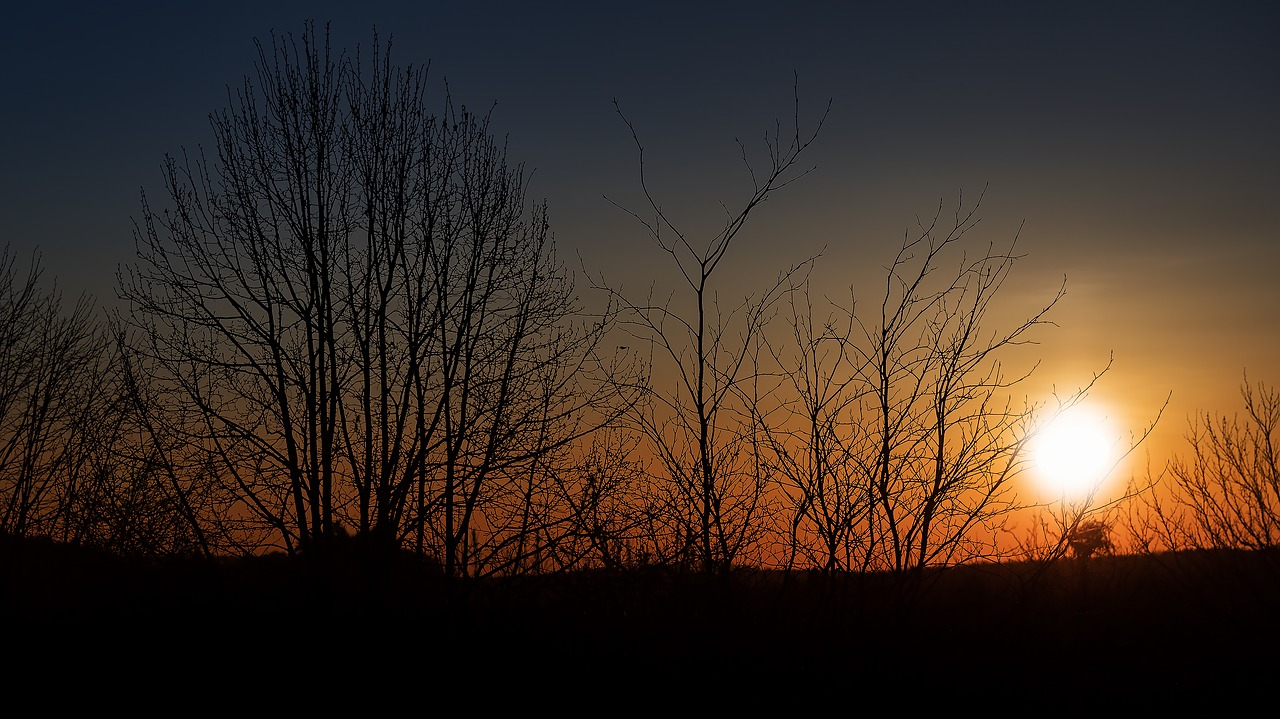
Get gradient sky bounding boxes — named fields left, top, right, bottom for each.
left=2, top=1, right=1276, bottom=478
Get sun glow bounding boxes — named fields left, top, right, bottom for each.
left=1030, top=405, right=1118, bottom=498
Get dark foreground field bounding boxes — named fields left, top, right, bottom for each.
left=3, top=535, right=1276, bottom=706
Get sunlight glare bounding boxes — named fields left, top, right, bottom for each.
left=1031, top=405, right=1117, bottom=498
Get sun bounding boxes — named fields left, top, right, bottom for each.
left=1030, top=405, right=1118, bottom=498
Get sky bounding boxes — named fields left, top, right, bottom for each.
left=1, top=0, right=1276, bottom=483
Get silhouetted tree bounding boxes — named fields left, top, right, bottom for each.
left=765, top=192, right=1090, bottom=574
left=845, top=193, right=1061, bottom=572
left=0, top=247, right=108, bottom=542
left=65, top=335, right=222, bottom=558
left=1123, top=373, right=1279, bottom=552
left=749, top=276, right=868, bottom=573
left=593, top=79, right=829, bottom=574
left=546, top=424, right=651, bottom=570
left=1066, top=518, right=1112, bottom=559
left=120, top=22, right=638, bottom=579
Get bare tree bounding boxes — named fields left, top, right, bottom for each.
left=0, top=246, right=224, bottom=559
left=1122, top=373, right=1279, bottom=552
left=532, top=423, right=651, bottom=571
left=845, top=193, right=1064, bottom=572
left=120, top=22, right=638, bottom=581
left=763, top=191, right=1106, bottom=575
left=64, top=333, right=226, bottom=558
left=593, top=79, right=829, bottom=574
left=0, top=248, right=108, bottom=542
left=749, top=277, right=868, bottom=573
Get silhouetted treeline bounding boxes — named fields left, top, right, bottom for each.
left=1, top=22, right=1277, bottom=599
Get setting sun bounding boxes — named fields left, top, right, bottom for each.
left=1031, top=405, right=1118, bottom=497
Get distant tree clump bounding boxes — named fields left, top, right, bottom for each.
left=1066, top=519, right=1113, bottom=559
